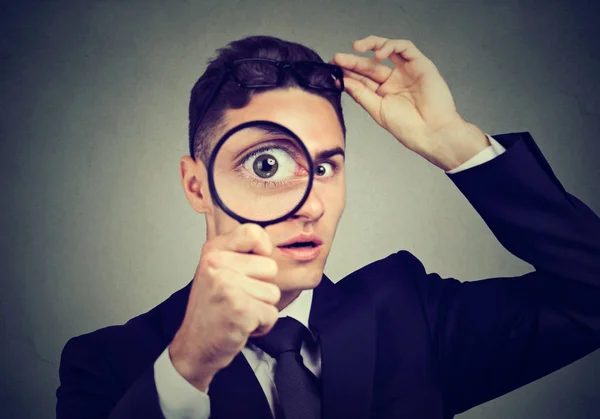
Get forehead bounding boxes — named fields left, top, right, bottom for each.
left=221, top=87, right=345, bottom=152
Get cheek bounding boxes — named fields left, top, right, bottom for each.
left=324, top=180, right=346, bottom=218
left=213, top=207, right=242, bottom=235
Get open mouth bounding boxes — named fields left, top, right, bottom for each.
left=277, top=237, right=322, bottom=261
left=279, top=241, right=318, bottom=249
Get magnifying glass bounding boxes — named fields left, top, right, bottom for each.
left=207, top=120, right=314, bottom=227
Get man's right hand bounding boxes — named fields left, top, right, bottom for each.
left=168, top=224, right=281, bottom=391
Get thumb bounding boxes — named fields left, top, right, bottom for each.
left=344, top=78, right=383, bottom=125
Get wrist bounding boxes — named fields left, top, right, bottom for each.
left=422, top=120, right=490, bottom=171
left=169, top=336, right=215, bottom=392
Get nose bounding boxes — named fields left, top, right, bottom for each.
left=289, top=184, right=325, bottom=222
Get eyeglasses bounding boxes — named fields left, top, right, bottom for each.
left=189, top=58, right=345, bottom=158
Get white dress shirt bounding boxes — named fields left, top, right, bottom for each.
left=154, top=135, right=507, bottom=419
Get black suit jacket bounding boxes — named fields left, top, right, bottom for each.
left=56, top=132, right=600, bottom=419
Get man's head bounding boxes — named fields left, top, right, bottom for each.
left=180, top=36, right=347, bottom=294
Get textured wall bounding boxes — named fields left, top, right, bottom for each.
left=1, top=0, right=599, bottom=418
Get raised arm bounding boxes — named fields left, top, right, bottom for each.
left=410, top=131, right=600, bottom=414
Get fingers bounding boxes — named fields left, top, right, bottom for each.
left=200, top=223, right=278, bottom=282
left=353, top=35, right=389, bottom=52
left=176, top=225, right=282, bottom=381
left=213, top=251, right=278, bottom=281
left=354, top=36, right=425, bottom=62
left=207, top=267, right=279, bottom=336
left=249, top=302, right=279, bottom=337
left=213, top=267, right=281, bottom=305
left=338, top=67, right=380, bottom=92
left=220, top=275, right=279, bottom=337
left=239, top=276, right=281, bottom=306
left=342, top=78, right=383, bottom=125
left=331, top=53, right=392, bottom=84
left=221, top=224, right=274, bottom=256
left=331, top=37, right=428, bottom=85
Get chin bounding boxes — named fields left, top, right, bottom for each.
left=273, top=245, right=329, bottom=288
left=277, top=268, right=324, bottom=292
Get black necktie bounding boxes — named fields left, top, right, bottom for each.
left=250, top=317, right=321, bottom=419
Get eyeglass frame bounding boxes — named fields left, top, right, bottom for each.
left=189, top=58, right=345, bottom=158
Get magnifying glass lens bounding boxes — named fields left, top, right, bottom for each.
left=212, top=124, right=311, bottom=223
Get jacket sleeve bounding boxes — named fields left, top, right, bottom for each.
left=56, top=335, right=166, bottom=419
left=410, top=132, right=600, bottom=415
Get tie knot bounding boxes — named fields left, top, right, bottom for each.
left=250, top=317, right=310, bottom=358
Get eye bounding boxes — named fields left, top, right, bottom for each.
left=241, top=146, right=299, bottom=181
left=315, top=162, right=335, bottom=178
left=250, top=153, right=278, bottom=178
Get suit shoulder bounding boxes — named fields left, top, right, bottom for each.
left=66, top=302, right=161, bottom=352
left=337, top=249, right=428, bottom=292
left=336, top=249, right=463, bottom=308
left=60, top=284, right=189, bottom=384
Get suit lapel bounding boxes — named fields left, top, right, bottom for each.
left=159, top=280, right=272, bottom=419
left=158, top=274, right=378, bottom=418
left=310, top=275, right=376, bottom=419
left=159, top=280, right=192, bottom=344
left=208, top=353, right=273, bottom=419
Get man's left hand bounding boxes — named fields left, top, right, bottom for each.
left=331, top=35, right=491, bottom=171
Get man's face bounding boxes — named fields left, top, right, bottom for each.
left=190, top=87, right=346, bottom=292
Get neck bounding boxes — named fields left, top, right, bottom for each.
left=277, top=289, right=302, bottom=311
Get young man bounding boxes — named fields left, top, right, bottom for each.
left=56, top=35, right=600, bottom=419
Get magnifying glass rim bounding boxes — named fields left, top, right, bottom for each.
left=207, top=120, right=315, bottom=227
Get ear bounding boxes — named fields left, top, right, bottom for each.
left=180, top=155, right=212, bottom=215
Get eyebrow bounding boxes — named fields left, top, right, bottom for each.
left=315, top=147, right=345, bottom=161
left=250, top=123, right=346, bottom=161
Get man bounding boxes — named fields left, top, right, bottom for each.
left=56, top=34, right=600, bottom=419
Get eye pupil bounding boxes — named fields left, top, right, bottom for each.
left=253, top=154, right=279, bottom=178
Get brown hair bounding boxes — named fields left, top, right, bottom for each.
left=188, top=35, right=347, bottom=163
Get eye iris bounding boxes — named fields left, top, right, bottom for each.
left=316, top=165, right=326, bottom=176
left=253, top=154, right=278, bottom=178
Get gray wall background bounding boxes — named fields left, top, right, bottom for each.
left=1, top=0, right=599, bottom=418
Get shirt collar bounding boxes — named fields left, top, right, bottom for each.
left=278, top=289, right=313, bottom=330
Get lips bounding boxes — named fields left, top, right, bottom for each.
left=277, top=234, right=323, bottom=262
left=277, top=234, right=323, bottom=249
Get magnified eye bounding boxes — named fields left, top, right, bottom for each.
left=242, top=147, right=298, bottom=180
left=252, top=153, right=279, bottom=178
